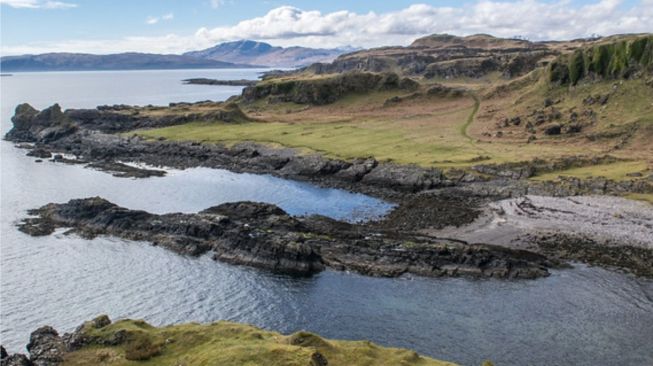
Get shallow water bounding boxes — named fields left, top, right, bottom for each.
left=1, top=70, right=652, bottom=366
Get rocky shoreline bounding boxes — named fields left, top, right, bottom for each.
left=5, top=102, right=653, bottom=278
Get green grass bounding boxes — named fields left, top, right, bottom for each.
left=63, top=319, right=457, bottom=366
left=531, top=160, right=649, bottom=181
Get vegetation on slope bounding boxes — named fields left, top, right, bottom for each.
left=549, top=35, right=653, bottom=85
left=131, top=34, right=652, bottom=184
left=62, top=319, right=457, bottom=366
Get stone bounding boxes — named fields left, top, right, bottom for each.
left=544, top=124, right=561, bottom=135
left=26, top=326, right=65, bottom=366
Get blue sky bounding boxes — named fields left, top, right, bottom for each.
left=1, top=0, right=651, bottom=55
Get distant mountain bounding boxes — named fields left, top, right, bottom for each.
left=184, top=40, right=352, bottom=68
left=0, top=52, right=256, bottom=72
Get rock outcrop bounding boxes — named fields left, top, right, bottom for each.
left=241, top=72, right=419, bottom=105
left=18, top=197, right=554, bottom=279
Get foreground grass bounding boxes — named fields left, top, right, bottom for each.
left=63, top=319, right=457, bottom=366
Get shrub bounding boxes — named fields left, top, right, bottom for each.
left=124, top=337, right=162, bottom=361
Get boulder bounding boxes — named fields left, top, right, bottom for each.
left=26, top=326, right=65, bottom=366
left=544, top=124, right=562, bottom=135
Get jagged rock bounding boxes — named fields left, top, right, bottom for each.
left=26, top=326, right=65, bottom=366
left=1, top=354, right=31, bottom=366
left=1, top=346, right=7, bottom=359
left=5, top=104, right=76, bottom=143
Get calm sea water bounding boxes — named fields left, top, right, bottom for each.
left=1, top=70, right=652, bottom=366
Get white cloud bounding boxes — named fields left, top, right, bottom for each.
left=145, top=12, right=174, bottom=25
left=0, top=0, right=77, bottom=9
left=2, top=0, right=652, bottom=55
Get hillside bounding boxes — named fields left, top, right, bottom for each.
left=184, top=40, right=351, bottom=67
left=131, top=33, right=653, bottom=203
left=2, top=316, right=458, bottom=366
left=0, top=52, right=254, bottom=72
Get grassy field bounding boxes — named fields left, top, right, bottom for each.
left=130, top=73, right=652, bottom=181
left=62, top=319, right=457, bottom=366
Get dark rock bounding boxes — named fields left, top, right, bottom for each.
left=361, top=164, right=447, bottom=192
left=18, top=197, right=554, bottom=279
left=92, top=315, right=111, bottom=328
left=626, top=172, right=643, bottom=177
left=1, top=346, right=7, bottom=359
left=509, top=116, right=521, bottom=126
left=544, top=98, right=554, bottom=107
left=26, top=149, right=52, bottom=158
left=86, top=161, right=166, bottom=178
left=563, top=123, right=583, bottom=134
left=26, top=326, right=65, bottom=366
left=1, top=354, right=31, bottom=366
left=5, top=103, right=76, bottom=143
left=310, top=352, right=329, bottom=366
left=544, top=124, right=561, bottom=135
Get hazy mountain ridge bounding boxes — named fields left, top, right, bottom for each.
left=0, top=52, right=255, bottom=72
left=183, top=40, right=353, bottom=67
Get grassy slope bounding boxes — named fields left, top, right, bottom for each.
left=63, top=319, right=457, bottom=366
left=131, top=64, right=652, bottom=181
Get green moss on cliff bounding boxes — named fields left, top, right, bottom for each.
left=550, top=35, right=653, bottom=85
left=63, top=319, right=457, bottom=366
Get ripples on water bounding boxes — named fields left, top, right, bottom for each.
left=1, top=70, right=652, bottom=366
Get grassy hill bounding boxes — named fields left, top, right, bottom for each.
left=131, top=34, right=653, bottom=194
left=61, top=319, right=457, bottom=366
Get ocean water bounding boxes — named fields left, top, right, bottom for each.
left=1, top=70, right=652, bottom=366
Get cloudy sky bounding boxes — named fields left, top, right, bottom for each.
left=1, top=0, right=652, bottom=55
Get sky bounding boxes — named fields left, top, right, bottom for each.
left=1, top=0, right=652, bottom=55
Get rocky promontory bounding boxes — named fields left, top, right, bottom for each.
left=18, top=197, right=554, bottom=279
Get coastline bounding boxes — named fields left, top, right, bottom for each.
left=4, top=102, right=653, bottom=279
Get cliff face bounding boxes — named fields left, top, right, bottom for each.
left=549, top=35, right=653, bottom=85
left=302, top=34, right=557, bottom=79
left=241, top=72, right=419, bottom=105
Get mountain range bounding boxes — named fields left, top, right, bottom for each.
left=0, top=40, right=351, bottom=72
left=183, top=40, right=353, bottom=68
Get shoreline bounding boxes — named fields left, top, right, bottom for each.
left=5, top=102, right=653, bottom=279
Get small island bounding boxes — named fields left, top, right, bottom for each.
left=182, top=78, right=258, bottom=86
